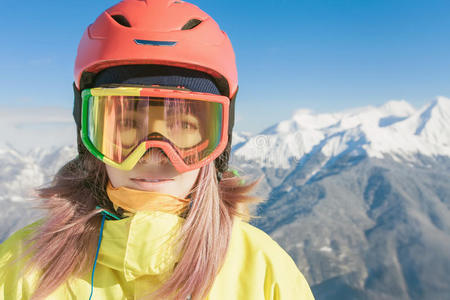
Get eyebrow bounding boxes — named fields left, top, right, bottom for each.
left=167, top=113, right=200, bottom=126
left=129, top=109, right=200, bottom=125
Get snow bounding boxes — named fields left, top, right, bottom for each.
left=232, top=131, right=253, bottom=146
left=320, top=246, right=333, bottom=253
left=0, top=107, right=78, bottom=202
left=0, top=145, right=77, bottom=202
left=233, top=97, right=450, bottom=169
left=379, top=99, right=416, bottom=116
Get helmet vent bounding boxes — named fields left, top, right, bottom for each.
left=111, top=15, right=132, bottom=27
left=181, top=19, right=202, bottom=30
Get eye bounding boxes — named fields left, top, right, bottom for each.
left=117, top=118, right=138, bottom=128
left=181, top=121, right=198, bottom=130
left=167, top=119, right=199, bottom=131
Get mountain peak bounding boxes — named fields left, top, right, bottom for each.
left=292, top=109, right=340, bottom=130
left=233, top=97, right=450, bottom=169
left=379, top=99, right=416, bottom=116
left=434, top=96, right=450, bottom=110
left=413, top=96, right=450, bottom=145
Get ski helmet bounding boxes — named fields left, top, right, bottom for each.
left=73, top=0, right=238, bottom=178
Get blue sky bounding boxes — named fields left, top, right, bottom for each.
left=2, top=0, right=450, bottom=133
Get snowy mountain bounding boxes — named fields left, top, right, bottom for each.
left=0, top=145, right=77, bottom=241
left=0, top=107, right=78, bottom=239
left=231, top=131, right=253, bottom=147
left=0, top=145, right=77, bottom=202
left=229, top=97, right=450, bottom=300
left=233, top=97, right=450, bottom=169
left=0, top=107, right=77, bottom=202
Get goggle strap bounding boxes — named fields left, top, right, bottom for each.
left=73, top=82, right=82, bottom=132
left=227, top=86, right=238, bottom=136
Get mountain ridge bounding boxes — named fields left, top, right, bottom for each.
left=233, top=97, right=450, bottom=171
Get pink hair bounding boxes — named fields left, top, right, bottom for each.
left=18, top=149, right=262, bottom=299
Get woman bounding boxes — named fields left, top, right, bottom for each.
left=0, top=0, right=315, bottom=299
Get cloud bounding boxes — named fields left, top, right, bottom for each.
left=0, top=106, right=76, bottom=152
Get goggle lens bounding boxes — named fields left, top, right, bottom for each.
left=81, top=88, right=229, bottom=171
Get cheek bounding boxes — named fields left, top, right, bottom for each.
left=105, top=165, right=128, bottom=187
left=185, top=168, right=201, bottom=185
left=174, top=168, right=201, bottom=197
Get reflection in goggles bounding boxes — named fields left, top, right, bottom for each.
left=88, top=96, right=222, bottom=165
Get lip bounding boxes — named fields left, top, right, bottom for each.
left=130, top=177, right=174, bottom=187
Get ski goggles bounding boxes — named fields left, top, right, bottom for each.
left=80, top=86, right=229, bottom=172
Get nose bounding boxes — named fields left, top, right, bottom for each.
left=138, top=147, right=170, bottom=166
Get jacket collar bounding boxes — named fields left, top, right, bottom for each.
left=98, top=210, right=185, bottom=281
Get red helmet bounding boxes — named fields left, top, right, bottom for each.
left=73, top=0, right=238, bottom=177
left=74, top=0, right=237, bottom=98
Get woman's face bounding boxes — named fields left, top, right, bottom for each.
left=106, top=148, right=200, bottom=198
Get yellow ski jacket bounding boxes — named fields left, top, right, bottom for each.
left=0, top=211, right=315, bottom=299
